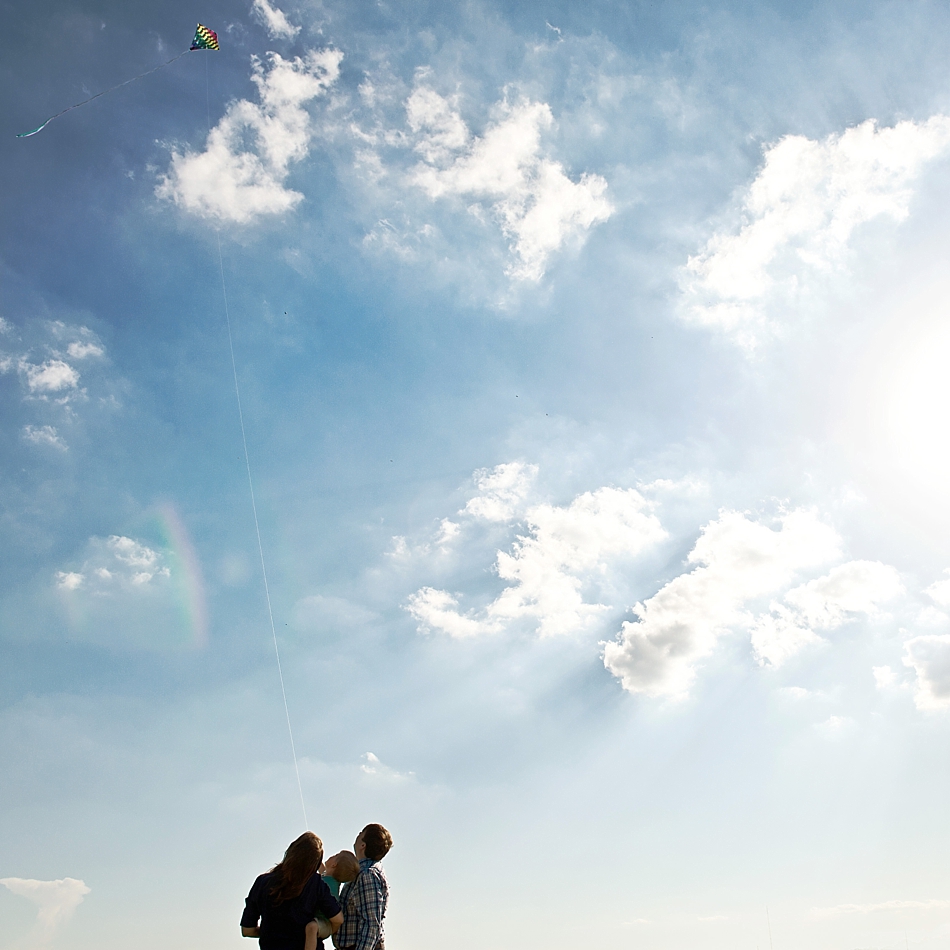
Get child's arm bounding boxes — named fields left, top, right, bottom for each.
left=304, top=921, right=319, bottom=950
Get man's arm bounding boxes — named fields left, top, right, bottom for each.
left=241, top=926, right=260, bottom=937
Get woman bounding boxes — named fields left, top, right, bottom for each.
left=241, top=832, right=344, bottom=950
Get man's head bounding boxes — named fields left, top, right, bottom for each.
left=324, top=850, right=360, bottom=883
left=354, top=823, right=393, bottom=862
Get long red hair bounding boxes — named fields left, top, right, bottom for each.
left=269, top=832, right=323, bottom=904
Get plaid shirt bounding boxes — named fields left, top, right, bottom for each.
left=335, top=859, right=388, bottom=950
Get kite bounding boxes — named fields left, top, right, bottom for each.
left=190, top=24, right=220, bottom=51
left=16, top=24, right=219, bottom=138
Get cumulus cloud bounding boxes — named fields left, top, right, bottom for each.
left=65, top=341, right=104, bottom=360
left=23, top=359, right=79, bottom=393
left=157, top=49, right=342, bottom=224
left=603, top=509, right=841, bottom=699
left=683, top=116, right=950, bottom=345
left=0, top=877, right=90, bottom=946
left=903, top=634, right=950, bottom=710
left=22, top=424, right=67, bottom=451
left=56, top=535, right=170, bottom=591
left=409, top=486, right=666, bottom=638
left=462, top=462, right=538, bottom=522
left=751, top=560, right=903, bottom=667
left=407, top=89, right=613, bottom=280
left=251, top=0, right=300, bottom=40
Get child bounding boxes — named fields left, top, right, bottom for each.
left=314, top=850, right=360, bottom=939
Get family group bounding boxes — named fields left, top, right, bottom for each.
left=241, top=823, right=392, bottom=950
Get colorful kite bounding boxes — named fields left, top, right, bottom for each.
left=16, top=24, right=219, bottom=138
left=191, top=24, right=219, bottom=51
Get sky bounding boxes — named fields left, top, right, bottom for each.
left=5, top=0, right=950, bottom=947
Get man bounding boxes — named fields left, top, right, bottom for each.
left=334, top=823, right=392, bottom=950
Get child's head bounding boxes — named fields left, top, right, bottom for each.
left=323, top=850, right=360, bottom=883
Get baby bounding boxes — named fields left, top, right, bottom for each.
left=315, top=851, right=361, bottom=942
left=322, top=850, right=361, bottom=898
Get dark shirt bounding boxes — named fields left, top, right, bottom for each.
left=241, top=871, right=341, bottom=950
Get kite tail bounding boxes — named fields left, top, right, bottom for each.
left=16, top=118, right=54, bottom=139
left=16, top=48, right=191, bottom=138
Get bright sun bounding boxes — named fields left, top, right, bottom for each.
left=883, top=322, right=950, bottom=496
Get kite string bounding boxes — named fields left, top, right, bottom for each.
left=205, top=53, right=307, bottom=830
left=17, top=49, right=191, bottom=138
left=214, top=228, right=309, bottom=830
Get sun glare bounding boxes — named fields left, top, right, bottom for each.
left=883, top=322, right=950, bottom=497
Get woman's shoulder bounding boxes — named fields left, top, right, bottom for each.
left=248, top=872, right=275, bottom=897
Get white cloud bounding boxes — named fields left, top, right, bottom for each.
left=784, top=560, right=902, bottom=624
left=873, top=665, right=896, bottom=688
left=0, top=877, right=90, bottom=946
left=23, top=359, right=79, bottom=393
left=66, top=341, right=104, bottom=360
left=925, top=569, right=950, bottom=606
left=435, top=518, right=461, bottom=548
left=157, top=49, right=342, bottom=224
left=22, top=424, right=67, bottom=451
left=52, top=533, right=205, bottom=649
left=683, top=116, right=950, bottom=345
left=408, top=90, right=612, bottom=280
left=409, top=486, right=666, bottom=638
left=462, top=462, right=538, bottom=522
left=489, top=488, right=667, bottom=635
left=55, top=571, right=83, bottom=591
left=55, top=536, right=170, bottom=595
left=360, top=751, right=415, bottom=782
left=603, top=509, right=841, bottom=699
left=108, top=535, right=162, bottom=570
left=903, top=634, right=950, bottom=710
left=407, top=587, right=494, bottom=638
left=251, top=0, right=300, bottom=40
left=751, top=560, right=903, bottom=667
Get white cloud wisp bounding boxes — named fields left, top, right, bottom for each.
left=407, top=89, right=613, bottom=280
left=22, top=424, right=67, bottom=451
left=0, top=877, right=90, bottom=947
left=751, top=559, right=903, bottom=667
left=251, top=0, right=301, bottom=40
left=684, top=116, right=950, bottom=344
left=158, top=49, right=342, bottom=224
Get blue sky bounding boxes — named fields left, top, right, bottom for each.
left=5, top=0, right=950, bottom=947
